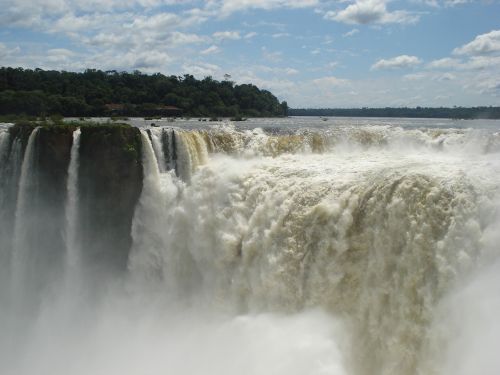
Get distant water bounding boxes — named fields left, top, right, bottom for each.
left=53, top=115, right=500, bottom=130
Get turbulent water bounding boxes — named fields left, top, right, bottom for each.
left=0, top=118, right=500, bottom=375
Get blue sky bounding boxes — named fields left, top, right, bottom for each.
left=0, top=0, right=499, bottom=107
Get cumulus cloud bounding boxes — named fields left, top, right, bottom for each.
left=209, top=0, right=319, bottom=17
left=324, top=0, right=419, bottom=25
left=167, top=31, right=206, bottom=45
left=371, top=55, right=422, bottom=70
left=343, top=28, right=359, bottom=37
left=213, top=30, right=241, bottom=40
left=261, top=47, right=283, bottom=62
left=46, top=48, right=77, bottom=63
left=312, top=76, right=350, bottom=86
left=128, top=50, right=173, bottom=70
left=403, top=72, right=428, bottom=81
left=182, top=62, right=220, bottom=77
left=444, top=0, right=469, bottom=6
left=244, top=32, right=258, bottom=39
left=427, top=57, right=462, bottom=69
left=0, top=43, right=21, bottom=60
left=200, top=45, right=221, bottom=55
left=272, top=33, right=291, bottom=38
left=254, top=65, right=299, bottom=75
left=463, top=55, right=500, bottom=70
left=413, top=0, right=470, bottom=7
left=453, top=30, right=500, bottom=56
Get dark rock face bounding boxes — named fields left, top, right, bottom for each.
left=78, top=125, right=143, bottom=275
left=0, top=124, right=40, bottom=268
left=32, top=126, right=75, bottom=282
left=1, top=123, right=144, bottom=280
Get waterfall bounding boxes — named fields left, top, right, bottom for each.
left=129, top=130, right=181, bottom=288
left=162, top=128, right=177, bottom=172
left=1, top=120, right=500, bottom=375
left=175, top=130, right=209, bottom=182
left=0, top=129, right=11, bottom=208
left=126, top=125, right=500, bottom=375
left=65, top=128, right=81, bottom=269
left=0, top=135, right=23, bottom=270
left=11, top=127, right=40, bottom=294
left=148, top=128, right=168, bottom=172
left=0, top=129, right=9, bottom=162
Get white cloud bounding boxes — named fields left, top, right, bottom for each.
left=312, top=76, right=350, bottom=86
left=325, top=0, right=419, bottom=25
left=343, top=28, right=360, bottom=37
left=167, top=31, right=206, bottom=45
left=210, top=0, right=319, bottom=17
left=256, top=65, right=299, bottom=75
left=327, top=61, right=340, bottom=69
left=476, top=77, right=500, bottom=96
left=438, top=72, right=456, bottom=81
left=213, top=30, right=241, bottom=40
left=261, top=47, right=283, bottom=62
left=284, top=67, right=299, bottom=75
left=427, top=55, right=500, bottom=71
left=200, top=45, right=221, bottom=55
left=182, top=62, right=220, bottom=77
left=413, top=0, right=470, bottom=7
left=427, top=57, right=462, bottom=69
left=272, top=33, right=291, bottom=38
left=128, top=12, right=180, bottom=31
left=0, top=43, right=21, bottom=59
left=463, top=55, right=500, bottom=70
left=444, top=0, right=469, bottom=6
left=403, top=72, right=427, bottom=80
left=371, top=55, right=422, bottom=70
left=453, top=30, right=500, bottom=56
left=129, top=50, right=173, bottom=70
left=244, top=32, right=258, bottom=39
left=47, top=48, right=75, bottom=56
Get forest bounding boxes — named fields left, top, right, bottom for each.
left=0, top=67, right=288, bottom=118
left=289, top=107, right=500, bottom=119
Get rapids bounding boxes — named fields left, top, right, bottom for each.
left=0, top=118, right=499, bottom=375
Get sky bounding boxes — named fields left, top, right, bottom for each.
left=0, top=0, right=499, bottom=108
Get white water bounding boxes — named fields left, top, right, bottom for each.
left=148, top=128, right=168, bottom=173
left=65, top=129, right=81, bottom=266
left=10, top=127, right=40, bottom=299
left=2, top=120, right=500, bottom=375
left=62, top=128, right=82, bottom=294
left=128, top=123, right=500, bottom=375
left=0, top=129, right=9, bottom=161
left=0, top=129, right=11, bottom=208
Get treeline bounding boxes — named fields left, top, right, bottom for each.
left=289, top=107, right=500, bottom=119
left=0, top=67, right=288, bottom=117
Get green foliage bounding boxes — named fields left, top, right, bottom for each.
left=0, top=67, right=287, bottom=118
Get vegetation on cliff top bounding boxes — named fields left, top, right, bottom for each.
left=0, top=67, right=288, bottom=118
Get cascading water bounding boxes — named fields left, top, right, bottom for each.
left=0, top=131, right=23, bottom=288
left=1, top=119, right=500, bottom=375
left=10, top=127, right=40, bottom=304
left=148, top=128, right=168, bottom=173
left=0, top=128, right=9, bottom=161
left=64, top=128, right=81, bottom=275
